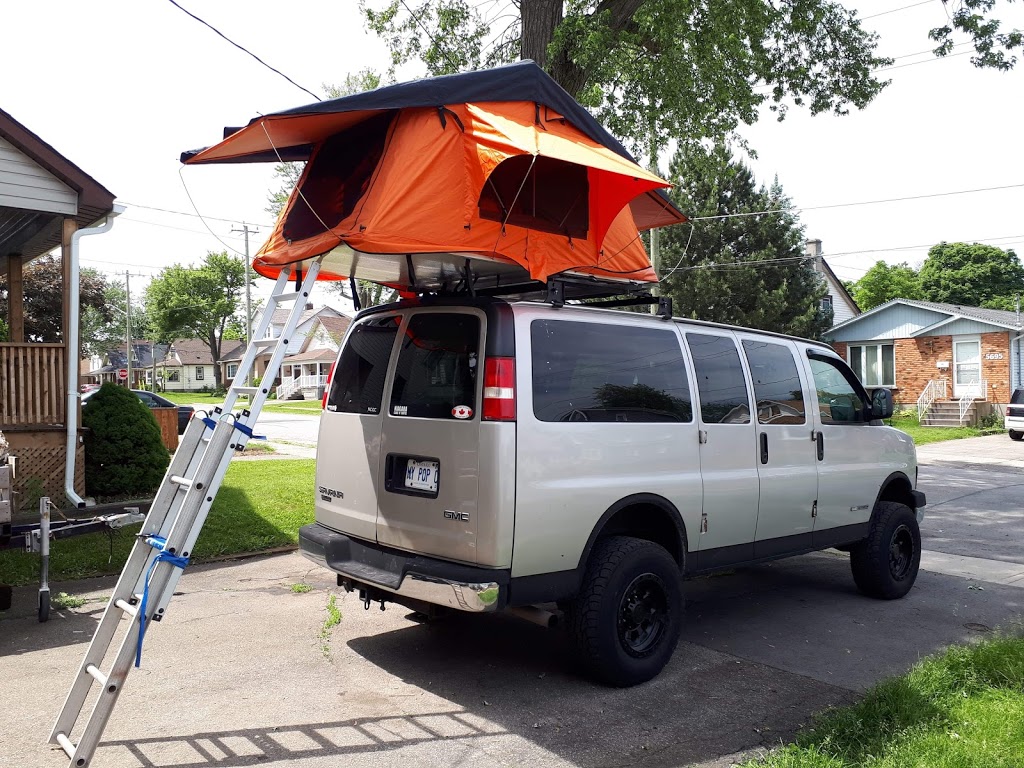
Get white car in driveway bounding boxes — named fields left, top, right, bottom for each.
left=1006, top=389, right=1024, bottom=441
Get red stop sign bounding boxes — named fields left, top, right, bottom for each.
left=117, top=368, right=128, bottom=381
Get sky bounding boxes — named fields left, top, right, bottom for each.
left=3, top=0, right=1023, bottom=311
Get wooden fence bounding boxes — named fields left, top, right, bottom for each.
left=0, top=343, right=66, bottom=426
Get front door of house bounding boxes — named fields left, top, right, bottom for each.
left=953, top=337, right=982, bottom=398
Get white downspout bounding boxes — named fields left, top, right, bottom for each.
left=66, top=205, right=125, bottom=508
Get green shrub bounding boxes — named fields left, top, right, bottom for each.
left=83, top=383, right=170, bottom=497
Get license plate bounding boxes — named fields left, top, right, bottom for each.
left=405, top=459, right=439, bottom=492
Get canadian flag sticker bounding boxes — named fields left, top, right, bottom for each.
left=452, top=405, right=473, bottom=419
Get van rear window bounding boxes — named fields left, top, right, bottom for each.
left=531, top=320, right=692, bottom=423
left=326, top=316, right=400, bottom=415
left=389, top=313, right=480, bottom=419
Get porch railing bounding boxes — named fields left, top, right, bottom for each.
left=959, top=379, right=987, bottom=423
left=0, top=343, right=67, bottom=426
left=276, top=374, right=328, bottom=401
left=916, top=378, right=947, bottom=422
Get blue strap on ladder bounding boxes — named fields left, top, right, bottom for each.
left=200, top=415, right=264, bottom=440
left=135, top=535, right=189, bottom=668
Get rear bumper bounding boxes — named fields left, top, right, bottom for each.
left=299, top=523, right=508, bottom=612
left=1005, top=415, right=1024, bottom=431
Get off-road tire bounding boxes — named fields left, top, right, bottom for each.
left=849, top=502, right=921, bottom=599
left=566, top=536, right=683, bottom=687
left=1009, top=430, right=1023, bottom=441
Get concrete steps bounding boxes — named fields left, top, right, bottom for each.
left=921, top=399, right=977, bottom=427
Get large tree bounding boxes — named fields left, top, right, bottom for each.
left=80, top=280, right=154, bottom=358
left=919, top=242, right=1024, bottom=308
left=361, top=0, right=1023, bottom=151
left=850, top=260, right=923, bottom=311
left=658, top=144, right=830, bottom=339
left=0, top=254, right=109, bottom=342
left=144, top=251, right=246, bottom=390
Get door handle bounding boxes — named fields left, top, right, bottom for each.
left=759, top=432, right=768, bottom=464
left=816, top=431, right=824, bottom=461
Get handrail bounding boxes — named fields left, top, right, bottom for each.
left=916, top=379, right=947, bottom=422
left=958, top=379, right=987, bottom=423
left=275, top=373, right=328, bottom=400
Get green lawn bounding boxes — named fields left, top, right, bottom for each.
left=0, top=459, right=315, bottom=587
left=156, top=391, right=223, bottom=406
left=742, top=636, right=1024, bottom=768
left=155, top=391, right=323, bottom=414
left=887, top=415, right=1001, bottom=446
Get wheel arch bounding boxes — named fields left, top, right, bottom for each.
left=577, top=494, right=689, bottom=574
left=874, top=471, right=917, bottom=513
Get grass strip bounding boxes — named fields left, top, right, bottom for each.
left=886, top=415, right=1000, bottom=446
left=319, top=593, right=342, bottom=658
left=743, top=636, right=1024, bottom=768
left=0, top=459, right=315, bottom=587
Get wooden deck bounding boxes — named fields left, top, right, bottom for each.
left=0, top=343, right=66, bottom=427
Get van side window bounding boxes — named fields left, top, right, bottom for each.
left=389, top=313, right=480, bottom=419
left=808, top=355, right=866, bottom=424
left=686, top=333, right=751, bottom=424
left=741, top=340, right=806, bottom=425
left=531, top=320, right=692, bottom=423
left=327, top=316, right=400, bottom=415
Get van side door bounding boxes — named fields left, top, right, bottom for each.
left=738, top=336, right=818, bottom=557
left=684, top=331, right=759, bottom=569
left=804, top=352, right=880, bottom=544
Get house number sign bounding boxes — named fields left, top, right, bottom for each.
left=984, top=352, right=1004, bottom=360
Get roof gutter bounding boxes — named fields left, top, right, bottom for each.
left=66, top=205, right=125, bottom=508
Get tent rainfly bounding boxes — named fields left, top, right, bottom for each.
left=181, top=61, right=687, bottom=292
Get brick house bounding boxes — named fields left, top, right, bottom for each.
left=827, top=299, right=1024, bottom=425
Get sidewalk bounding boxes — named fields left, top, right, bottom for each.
left=916, top=433, right=1024, bottom=470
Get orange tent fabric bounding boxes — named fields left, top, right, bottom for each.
left=182, top=63, right=686, bottom=289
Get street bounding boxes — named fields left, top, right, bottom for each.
left=1, top=434, right=1021, bottom=768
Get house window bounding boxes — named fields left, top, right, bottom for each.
left=167, top=370, right=180, bottom=383
left=821, top=295, right=833, bottom=312
left=196, top=366, right=205, bottom=381
left=848, top=343, right=895, bottom=387
left=227, top=363, right=239, bottom=378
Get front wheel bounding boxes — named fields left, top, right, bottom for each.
left=1009, top=430, right=1023, bottom=441
left=566, top=536, right=683, bottom=687
left=849, top=502, right=921, bottom=599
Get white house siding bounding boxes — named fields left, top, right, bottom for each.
left=159, top=364, right=217, bottom=391
left=830, top=305, right=949, bottom=342
left=0, top=136, right=77, bottom=215
left=829, top=292, right=858, bottom=326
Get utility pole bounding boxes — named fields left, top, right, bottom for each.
left=648, top=122, right=661, bottom=313
left=125, top=270, right=132, bottom=388
left=231, top=223, right=257, bottom=389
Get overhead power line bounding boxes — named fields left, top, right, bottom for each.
left=860, top=1, right=935, bottom=21
left=689, top=182, right=1024, bottom=222
left=120, top=200, right=274, bottom=229
left=163, top=0, right=321, bottom=101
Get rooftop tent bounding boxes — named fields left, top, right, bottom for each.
left=182, top=61, right=687, bottom=290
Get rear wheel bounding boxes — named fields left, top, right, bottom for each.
left=567, top=536, right=683, bottom=687
left=850, top=502, right=921, bottom=599
left=1009, top=430, right=1023, bottom=441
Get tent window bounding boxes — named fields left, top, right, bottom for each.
left=478, top=155, right=589, bottom=238
left=283, top=111, right=395, bottom=242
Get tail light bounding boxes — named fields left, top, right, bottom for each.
left=482, top=357, right=516, bottom=421
left=322, top=361, right=337, bottom=409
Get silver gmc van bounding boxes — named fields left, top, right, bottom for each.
left=300, top=296, right=925, bottom=686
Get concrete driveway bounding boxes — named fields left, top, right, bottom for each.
left=2, top=432, right=1022, bottom=768
left=916, top=432, right=1024, bottom=470
left=2, top=547, right=1022, bottom=768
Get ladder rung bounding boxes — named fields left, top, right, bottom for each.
left=114, top=599, right=138, bottom=617
left=55, top=732, right=76, bottom=760
left=270, top=290, right=302, bottom=303
left=170, top=475, right=193, bottom=488
left=231, top=386, right=260, bottom=395
left=85, top=664, right=108, bottom=687
left=251, top=337, right=278, bottom=347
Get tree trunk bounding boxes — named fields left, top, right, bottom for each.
left=209, top=332, right=223, bottom=390
left=521, top=0, right=646, bottom=99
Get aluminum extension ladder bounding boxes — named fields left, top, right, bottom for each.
left=49, top=260, right=322, bottom=768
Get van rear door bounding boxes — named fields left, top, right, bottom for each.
left=375, top=308, right=485, bottom=564
left=317, top=313, right=403, bottom=541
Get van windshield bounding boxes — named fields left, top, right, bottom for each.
left=389, top=313, right=480, bottom=419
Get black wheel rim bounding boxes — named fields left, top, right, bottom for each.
left=617, top=573, right=670, bottom=657
left=889, top=524, right=915, bottom=581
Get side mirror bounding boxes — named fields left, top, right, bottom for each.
left=871, top=388, right=894, bottom=420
